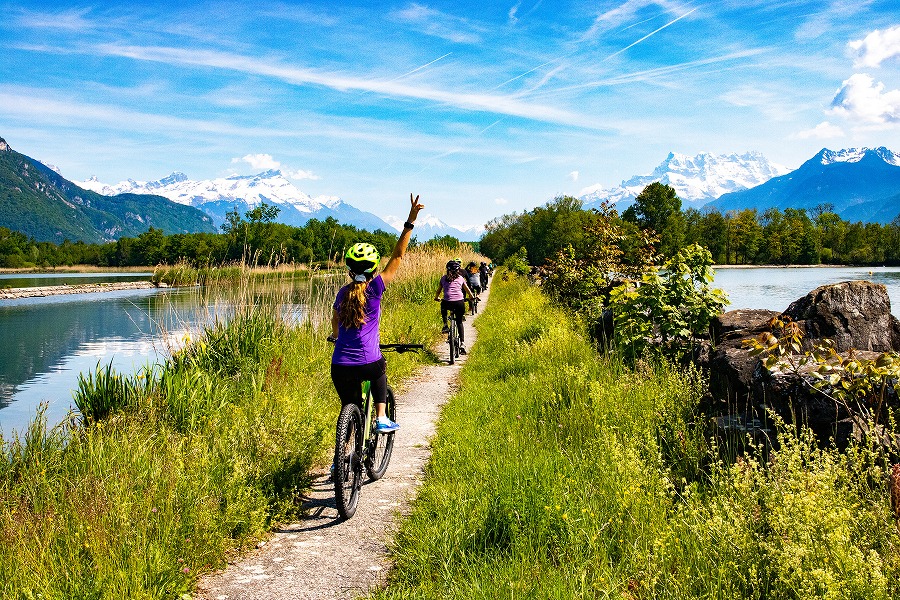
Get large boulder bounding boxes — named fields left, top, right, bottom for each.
left=782, top=280, right=900, bottom=352
left=705, top=281, right=900, bottom=447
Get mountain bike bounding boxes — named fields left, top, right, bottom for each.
left=332, top=343, right=423, bottom=519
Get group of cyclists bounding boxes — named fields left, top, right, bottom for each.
left=328, top=193, right=492, bottom=436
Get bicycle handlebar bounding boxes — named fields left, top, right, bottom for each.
left=379, top=343, right=424, bottom=354
left=326, top=337, right=423, bottom=354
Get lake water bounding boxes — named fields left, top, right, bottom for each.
left=2, top=266, right=899, bottom=438
left=0, top=273, right=313, bottom=438
left=712, top=266, right=900, bottom=316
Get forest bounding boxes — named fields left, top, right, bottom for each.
left=481, top=183, right=900, bottom=266
left=0, top=205, right=412, bottom=269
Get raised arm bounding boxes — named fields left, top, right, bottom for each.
left=381, top=194, right=424, bottom=285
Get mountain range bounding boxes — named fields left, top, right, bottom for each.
left=0, top=138, right=216, bottom=244
left=705, top=147, right=900, bottom=224
left=77, top=170, right=395, bottom=233
left=579, top=151, right=790, bottom=211
left=78, top=170, right=483, bottom=241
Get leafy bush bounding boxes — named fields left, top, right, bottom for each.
left=610, top=243, right=728, bottom=362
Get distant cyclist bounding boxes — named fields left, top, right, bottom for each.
left=479, top=261, right=490, bottom=291
left=466, top=261, right=482, bottom=299
left=330, top=194, right=424, bottom=433
left=434, top=259, right=474, bottom=354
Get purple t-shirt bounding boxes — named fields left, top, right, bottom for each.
left=332, top=274, right=385, bottom=366
left=440, top=274, right=465, bottom=301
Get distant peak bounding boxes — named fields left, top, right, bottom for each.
left=817, top=147, right=900, bottom=166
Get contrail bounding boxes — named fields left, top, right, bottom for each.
left=387, top=52, right=453, bottom=82
left=479, top=119, right=503, bottom=134
left=490, top=57, right=561, bottom=91
left=604, top=7, right=699, bottom=61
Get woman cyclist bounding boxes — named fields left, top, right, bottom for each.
left=434, top=259, right=474, bottom=355
left=329, top=194, right=424, bottom=433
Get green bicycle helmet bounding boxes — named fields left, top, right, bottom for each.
left=345, top=242, right=380, bottom=276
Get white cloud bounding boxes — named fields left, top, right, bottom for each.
left=494, top=197, right=509, bottom=205
left=578, top=183, right=605, bottom=196
left=790, top=121, right=845, bottom=140
left=233, top=153, right=281, bottom=170
left=568, top=170, right=579, bottom=181
left=848, top=25, right=900, bottom=68
left=287, top=169, right=321, bottom=181
left=829, top=73, right=900, bottom=124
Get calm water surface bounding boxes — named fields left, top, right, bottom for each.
left=0, top=274, right=309, bottom=437
left=712, top=266, right=900, bottom=316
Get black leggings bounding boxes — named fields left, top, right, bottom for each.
left=441, top=299, right=466, bottom=342
left=331, top=357, right=387, bottom=407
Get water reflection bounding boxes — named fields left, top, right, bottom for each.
left=0, top=288, right=197, bottom=435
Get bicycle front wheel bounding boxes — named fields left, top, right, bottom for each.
left=365, top=386, right=396, bottom=480
left=334, top=402, right=363, bottom=519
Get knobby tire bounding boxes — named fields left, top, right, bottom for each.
left=365, top=387, right=396, bottom=480
left=334, top=402, right=363, bottom=519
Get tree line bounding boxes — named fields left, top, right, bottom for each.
left=0, top=204, right=452, bottom=269
left=481, top=183, right=900, bottom=266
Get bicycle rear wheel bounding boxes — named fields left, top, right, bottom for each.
left=365, top=386, right=396, bottom=480
left=334, top=402, right=363, bottom=519
left=448, top=318, right=457, bottom=364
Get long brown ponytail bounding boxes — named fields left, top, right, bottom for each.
left=338, top=280, right=369, bottom=328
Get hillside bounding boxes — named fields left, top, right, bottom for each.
left=0, top=138, right=216, bottom=243
left=707, top=147, right=900, bottom=223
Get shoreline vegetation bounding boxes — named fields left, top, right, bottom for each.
left=374, top=271, right=900, bottom=599
left=0, top=245, right=482, bottom=597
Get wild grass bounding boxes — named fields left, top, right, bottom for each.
left=0, top=246, right=466, bottom=598
left=151, top=262, right=315, bottom=287
left=374, top=272, right=900, bottom=599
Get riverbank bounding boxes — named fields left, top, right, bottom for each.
left=0, top=280, right=162, bottom=300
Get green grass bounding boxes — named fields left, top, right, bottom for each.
left=0, top=255, right=447, bottom=598
left=374, top=272, right=900, bottom=600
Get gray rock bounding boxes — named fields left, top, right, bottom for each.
left=782, top=280, right=900, bottom=352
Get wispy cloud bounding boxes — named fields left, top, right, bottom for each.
left=390, top=3, right=485, bottom=44
left=86, top=43, right=604, bottom=128
left=15, top=7, right=98, bottom=32
left=790, top=121, right=845, bottom=140
left=794, top=0, right=874, bottom=40
left=580, top=0, right=683, bottom=42
left=848, top=25, right=900, bottom=68
left=568, top=170, right=579, bottom=181
left=232, top=154, right=280, bottom=170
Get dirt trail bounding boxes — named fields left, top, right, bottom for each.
left=196, top=287, right=489, bottom=600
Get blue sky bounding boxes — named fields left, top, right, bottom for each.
left=1, top=1, right=899, bottom=228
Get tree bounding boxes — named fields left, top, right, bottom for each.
left=622, top=183, right=684, bottom=257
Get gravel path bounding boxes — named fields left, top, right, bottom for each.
left=196, top=287, right=489, bottom=600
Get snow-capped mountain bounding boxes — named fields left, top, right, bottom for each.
left=77, top=171, right=394, bottom=232
left=707, top=146, right=900, bottom=224
left=383, top=214, right=483, bottom=242
left=580, top=151, right=789, bottom=211
left=817, top=147, right=900, bottom=167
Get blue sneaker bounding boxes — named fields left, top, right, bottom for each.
left=376, top=417, right=400, bottom=433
